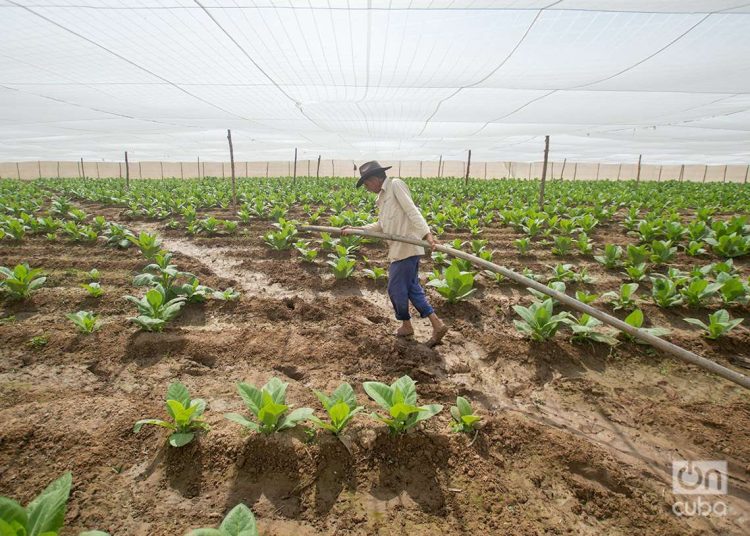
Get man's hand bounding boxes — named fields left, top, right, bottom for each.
left=425, top=232, right=437, bottom=250
left=341, top=225, right=354, bottom=235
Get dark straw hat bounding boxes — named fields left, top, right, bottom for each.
left=356, top=160, right=392, bottom=187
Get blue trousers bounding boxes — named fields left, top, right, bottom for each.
left=388, top=255, right=434, bottom=321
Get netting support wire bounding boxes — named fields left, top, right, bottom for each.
left=300, top=224, right=750, bottom=392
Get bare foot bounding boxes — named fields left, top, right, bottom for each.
left=425, top=323, right=448, bottom=348
left=395, top=326, right=414, bottom=337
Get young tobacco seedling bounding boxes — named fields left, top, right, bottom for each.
left=450, top=396, right=481, bottom=434
left=621, top=309, right=671, bottom=343
left=363, top=375, right=442, bottom=435
left=512, top=298, right=570, bottom=341
left=66, top=310, right=98, bottom=334
left=563, top=314, right=619, bottom=346
left=601, top=283, right=639, bottom=311
left=125, top=284, right=186, bottom=332
left=514, top=237, right=530, bottom=255
left=186, top=503, right=258, bottom=536
left=623, top=263, right=648, bottom=282
left=213, top=288, right=240, bottom=301
left=650, top=277, right=683, bottom=308
left=575, top=290, right=598, bottom=305
left=126, top=231, right=164, bottom=260
left=309, top=383, right=364, bottom=435
left=134, top=382, right=209, bottom=447
left=81, top=282, right=103, bottom=298
left=594, top=244, right=623, bottom=269
left=0, top=263, right=46, bottom=300
left=363, top=266, right=387, bottom=281
left=680, top=278, right=722, bottom=308
left=684, top=310, right=745, bottom=340
left=88, top=268, right=101, bottom=282
left=225, top=377, right=313, bottom=435
left=327, top=254, right=356, bottom=280
left=426, top=261, right=477, bottom=303
left=0, top=472, right=110, bottom=536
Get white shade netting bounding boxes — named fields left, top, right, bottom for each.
left=1, top=0, right=749, bottom=165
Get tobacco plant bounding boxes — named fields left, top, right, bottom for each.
left=125, top=284, right=186, bottom=331
left=134, top=382, right=209, bottom=447
left=450, top=396, right=481, bottom=434
left=684, top=310, right=745, bottom=340
left=309, top=383, right=364, bottom=435
left=225, top=377, right=313, bottom=435
left=0, top=472, right=110, bottom=536
left=512, top=298, right=570, bottom=341
left=363, top=375, right=442, bottom=434
left=0, top=263, right=46, bottom=300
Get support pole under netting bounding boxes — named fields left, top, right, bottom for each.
left=299, top=225, right=750, bottom=392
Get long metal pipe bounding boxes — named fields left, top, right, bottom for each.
left=300, top=224, right=750, bottom=391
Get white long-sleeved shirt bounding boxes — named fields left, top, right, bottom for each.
left=360, top=177, right=431, bottom=262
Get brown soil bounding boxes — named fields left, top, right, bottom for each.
left=1, top=205, right=749, bottom=535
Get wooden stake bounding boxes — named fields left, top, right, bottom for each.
left=595, top=162, right=600, bottom=180
left=293, top=147, right=298, bottom=182
left=202, top=161, right=205, bottom=178
left=438, top=154, right=442, bottom=178
left=464, top=149, right=472, bottom=185
left=658, top=165, right=662, bottom=182
left=125, top=151, right=130, bottom=189
left=245, top=161, right=248, bottom=178
left=484, top=161, right=487, bottom=179
left=573, top=162, right=577, bottom=181
left=316, top=155, right=321, bottom=179
left=331, top=160, right=335, bottom=177
left=266, top=161, right=269, bottom=178
left=636, top=154, right=642, bottom=184
left=539, top=136, right=549, bottom=209
left=745, top=164, right=749, bottom=184
left=16, top=162, right=21, bottom=180
left=180, top=162, right=184, bottom=179
left=138, top=161, right=142, bottom=179
left=528, top=162, right=532, bottom=179
left=420, top=160, right=423, bottom=178
left=118, top=162, right=121, bottom=179
left=560, top=158, right=567, bottom=180
left=57, top=161, right=61, bottom=179
left=352, top=161, right=357, bottom=179
left=81, top=157, right=86, bottom=179
left=703, top=165, right=708, bottom=183
left=197, top=156, right=201, bottom=179
left=722, top=164, right=728, bottom=183
left=678, top=164, right=684, bottom=182
left=37, top=160, right=41, bottom=179
left=160, top=161, right=164, bottom=180
left=398, top=160, right=401, bottom=177
left=227, top=129, right=237, bottom=207
left=96, top=162, right=100, bottom=179
left=616, top=163, right=622, bottom=180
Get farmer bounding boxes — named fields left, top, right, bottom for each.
left=342, top=161, right=448, bottom=347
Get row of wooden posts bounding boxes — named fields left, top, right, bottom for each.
left=16, top=133, right=749, bottom=208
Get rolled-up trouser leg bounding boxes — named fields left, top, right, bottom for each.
left=407, top=257, right=434, bottom=318
left=388, top=256, right=416, bottom=321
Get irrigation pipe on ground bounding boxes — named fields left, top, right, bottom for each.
left=300, top=224, right=750, bottom=391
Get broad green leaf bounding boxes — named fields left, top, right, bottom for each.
left=624, top=309, right=644, bottom=328
left=328, top=401, right=350, bottom=425
left=330, top=383, right=357, bottom=409
left=133, top=419, right=175, bottom=433
left=219, top=503, right=257, bottom=536
left=0, top=497, right=26, bottom=529
left=414, top=404, right=443, bottom=423
left=26, top=472, right=71, bottom=536
left=363, top=382, right=392, bottom=410
left=167, top=382, right=191, bottom=407
left=236, top=383, right=262, bottom=416
left=224, top=413, right=260, bottom=431
left=456, top=396, right=472, bottom=416
left=391, top=376, right=417, bottom=405
left=169, top=432, right=195, bottom=447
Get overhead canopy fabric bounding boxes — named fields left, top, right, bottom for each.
left=1, top=1, right=749, bottom=164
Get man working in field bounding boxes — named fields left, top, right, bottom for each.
left=342, top=161, right=448, bottom=347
